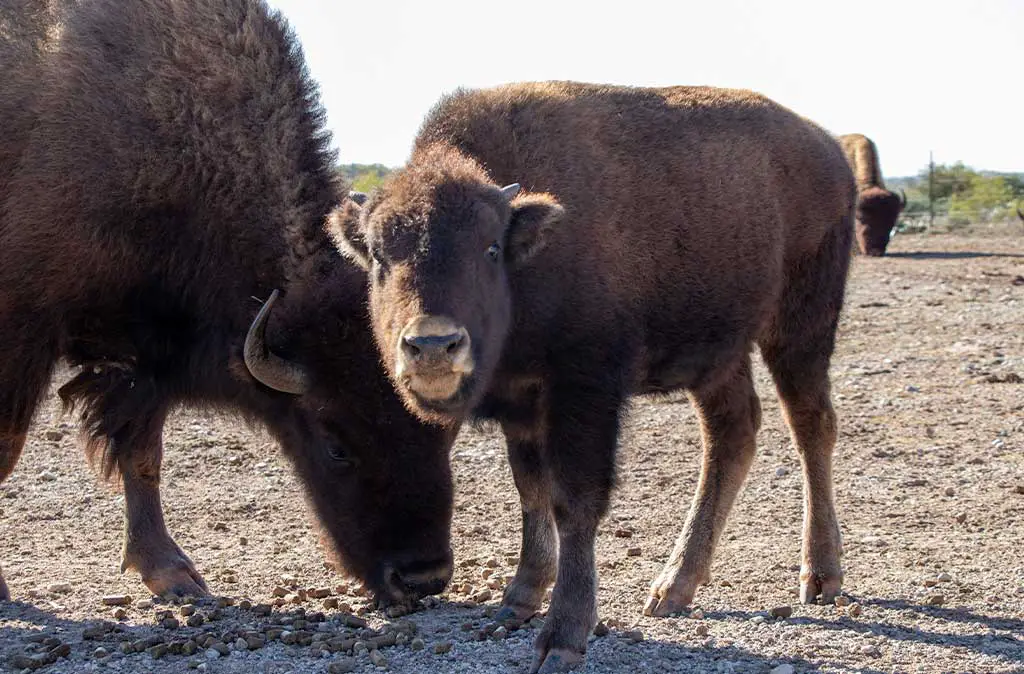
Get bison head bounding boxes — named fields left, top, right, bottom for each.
left=855, top=187, right=906, bottom=256
left=241, top=280, right=456, bottom=608
left=331, top=147, right=563, bottom=424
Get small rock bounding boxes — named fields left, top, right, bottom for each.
left=861, top=644, right=882, bottom=657
left=146, top=643, right=169, bottom=659
left=410, top=637, right=426, bottom=651
left=769, top=605, right=793, bottom=619
left=750, top=616, right=767, bottom=625
left=83, top=622, right=114, bottom=640
left=626, top=547, right=642, bottom=557
left=112, top=607, right=127, bottom=620
left=186, top=614, right=206, bottom=628
left=774, top=466, right=791, bottom=477
left=45, top=430, right=64, bottom=442
left=937, top=572, right=952, bottom=583
left=205, top=648, right=222, bottom=660
left=624, top=629, right=644, bottom=643
left=432, top=641, right=453, bottom=655
left=834, top=596, right=850, bottom=607
left=180, top=604, right=196, bottom=617
left=690, top=608, right=705, bottom=620
left=38, top=470, right=58, bottom=482
left=943, top=486, right=956, bottom=497
left=472, top=589, right=492, bottom=603
left=695, top=624, right=708, bottom=637
left=47, top=582, right=72, bottom=594
left=210, top=641, right=230, bottom=656
left=136, top=600, right=153, bottom=610
left=328, top=658, right=357, bottom=674
left=614, top=528, right=634, bottom=538
left=161, top=617, right=180, bottom=630
left=369, top=649, right=388, bottom=668
left=848, top=603, right=863, bottom=618
left=770, top=666, right=795, bottom=674
left=593, top=622, right=609, bottom=637
left=93, top=647, right=109, bottom=659
left=492, top=626, right=507, bottom=640
left=926, top=594, right=944, bottom=606
left=310, top=587, right=332, bottom=599
left=102, top=594, right=132, bottom=607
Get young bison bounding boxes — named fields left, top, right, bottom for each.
left=336, top=82, right=856, bottom=672
left=0, top=0, right=455, bottom=605
left=838, top=133, right=906, bottom=256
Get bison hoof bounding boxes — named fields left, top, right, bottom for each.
left=495, top=603, right=537, bottom=624
left=123, top=548, right=210, bottom=598
left=799, top=566, right=842, bottom=605
left=642, top=567, right=703, bottom=617
left=532, top=647, right=585, bottom=674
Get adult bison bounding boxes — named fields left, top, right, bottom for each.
left=838, top=133, right=906, bottom=256
left=335, top=82, right=856, bottom=672
left=0, top=0, right=455, bottom=606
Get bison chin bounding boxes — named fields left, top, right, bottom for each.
left=400, top=374, right=478, bottom=425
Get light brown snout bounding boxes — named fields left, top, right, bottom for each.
left=396, top=315, right=474, bottom=401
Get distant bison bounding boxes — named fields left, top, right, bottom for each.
left=336, top=82, right=855, bottom=672
left=0, top=0, right=454, bottom=605
left=838, top=133, right=906, bottom=256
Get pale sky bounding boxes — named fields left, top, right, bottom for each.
left=266, top=0, right=1023, bottom=178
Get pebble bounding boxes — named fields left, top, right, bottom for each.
left=848, top=603, right=863, bottom=618
left=614, top=528, right=634, bottom=538
left=180, top=604, right=196, bottom=617
left=187, top=614, right=206, bottom=628
left=161, top=617, right=180, bottom=630
left=769, top=605, right=793, bottom=619
left=627, top=547, right=642, bottom=557
left=102, top=595, right=133, bottom=607
left=770, top=666, right=795, bottom=674
left=944, top=486, right=956, bottom=497
left=205, top=648, right=222, bottom=660
left=955, top=512, right=968, bottom=524
left=112, top=607, right=127, bottom=620
left=146, top=643, right=169, bottom=659
left=937, top=572, right=952, bottom=583
left=38, top=470, right=58, bottom=482
left=310, top=587, right=333, bottom=599
left=432, top=641, right=453, bottom=654
left=926, top=594, right=945, bottom=605
left=45, top=430, right=64, bottom=441
left=47, top=582, right=72, bottom=594
left=328, top=658, right=357, bottom=674
left=834, top=596, right=850, bottom=607
left=695, top=624, right=709, bottom=637
left=369, top=650, right=388, bottom=668
left=775, top=466, right=791, bottom=477
left=624, top=629, right=644, bottom=643
left=492, top=626, right=508, bottom=640
left=593, top=622, right=609, bottom=637
left=136, top=600, right=153, bottom=610
left=93, top=648, right=109, bottom=659
left=750, top=616, right=767, bottom=625
left=690, top=608, right=705, bottom=619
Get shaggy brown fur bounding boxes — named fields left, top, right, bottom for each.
left=838, top=133, right=906, bottom=256
left=338, top=81, right=856, bottom=672
left=0, top=0, right=454, bottom=605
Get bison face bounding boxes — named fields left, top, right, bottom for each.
left=855, top=187, right=905, bottom=256
left=330, top=175, right=563, bottom=425
left=244, top=288, right=456, bottom=608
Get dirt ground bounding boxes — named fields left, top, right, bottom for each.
left=1, top=231, right=1022, bottom=673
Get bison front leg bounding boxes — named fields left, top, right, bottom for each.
left=529, top=383, right=620, bottom=674
left=115, top=413, right=209, bottom=598
left=496, top=421, right=557, bottom=624
left=645, top=356, right=760, bottom=616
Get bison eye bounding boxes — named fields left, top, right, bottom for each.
left=486, top=242, right=501, bottom=261
left=327, top=444, right=355, bottom=468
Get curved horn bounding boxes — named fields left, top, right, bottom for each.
left=898, top=188, right=907, bottom=209
left=244, top=289, right=310, bottom=394
left=500, top=183, right=521, bottom=201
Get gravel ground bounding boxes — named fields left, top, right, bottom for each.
left=1, top=231, right=1022, bottom=673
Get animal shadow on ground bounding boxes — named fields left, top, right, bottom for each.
left=0, top=600, right=894, bottom=673
left=883, top=251, right=1024, bottom=260
left=705, top=597, right=1024, bottom=668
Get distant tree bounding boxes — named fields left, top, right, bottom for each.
left=336, top=163, right=392, bottom=194
left=920, top=162, right=975, bottom=201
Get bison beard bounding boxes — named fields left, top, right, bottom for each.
left=339, top=82, right=856, bottom=672
left=0, top=0, right=454, bottom=605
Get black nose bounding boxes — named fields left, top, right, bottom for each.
left=401, top=333, right=465, bottom=359
left=390, top=556, right=453, bottom=599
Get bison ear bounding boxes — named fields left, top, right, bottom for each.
left=326, top=199, right=370, bottom=270
left=505, top=193, right=564, bottom=265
